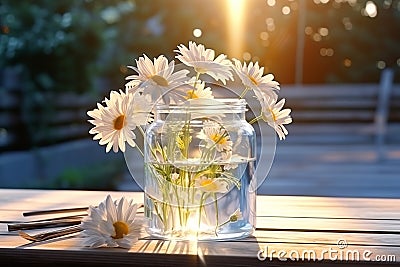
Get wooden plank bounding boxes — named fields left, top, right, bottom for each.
left=0, top=233, right=398, bottom=266
left=53, top=93, right=97, bottom=108
left=292, top=110, right=375, bottom=121
left=291, top=99, right=376, bottom=109
left=0, top=189, right=141, bottom=209
left=1, top=227, right=399, bottom=253
left=279, top=84, right=379, bottom=98
left=46, top=110, right=89, bottom=124
left=256, top=216, right=400, bottom=232
left=1, top=189, right=400, bottom=219
left=255, top=195, right=400, bottom=219
left=283, top=123, right=400, bottom=134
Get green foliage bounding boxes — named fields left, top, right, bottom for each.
left=0, top=0, right=107, bottom=93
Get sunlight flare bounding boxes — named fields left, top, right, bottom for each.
left=226, top=0, right=246, bottom=58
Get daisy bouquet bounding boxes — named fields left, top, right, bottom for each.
left=88, top=41, right=292, bottom=240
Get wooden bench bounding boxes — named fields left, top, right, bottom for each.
left=0, top=89, right=94, bottom=151
left=278, top=69, right=400, bottom=146
left=0, top=189, right=399, bottom=266
left=254, top=70, right=400, bottom=197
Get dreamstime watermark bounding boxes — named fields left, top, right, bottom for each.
left=257, top=239, right=396, bottom=262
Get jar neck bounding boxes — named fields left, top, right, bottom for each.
left=155, top=99, right=247, bottom=121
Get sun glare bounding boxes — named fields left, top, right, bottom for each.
left=226, top=0, right=246, bottom=58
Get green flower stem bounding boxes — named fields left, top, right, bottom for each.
left=249, top=115, right=262, bottom=125
left=152, top=199, right=164, bottom=226
left=199, top=131, right=228, bottom=162
left=198, top=192, right=206, bottom=237
left=213, top=193, right=219, bottom=236
left=182, top=113, right=192, bottom=190
left=215, top=220, right=229, bottom=236
left=239, top=87, right=250, bottom=99
left=138, top=125, right=146, bottom=138
left=135, top=145, right=144, bottom=157
left=157, top=172, right=170, bottom=230
left=171, top=181, right=183, bottom=227
left=193, top=72, right=201, bottom=88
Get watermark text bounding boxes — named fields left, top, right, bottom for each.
left=257, top=239, right=396, bottom=262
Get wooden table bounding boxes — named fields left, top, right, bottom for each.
left=0, top=189, right=399, bottom=266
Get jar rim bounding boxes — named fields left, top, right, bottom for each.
left=156, top=98, right=247, bottom=113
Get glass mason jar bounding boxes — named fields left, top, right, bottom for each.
left=144, top=98, right=256, bottom=240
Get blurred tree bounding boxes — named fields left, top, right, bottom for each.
left=0, top=0, right=105, bottom=93
left=302, top=0, right=400, bottom=83
left=0, top=0, right=107, bottom=148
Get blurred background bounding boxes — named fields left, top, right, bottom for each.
left=0, top=0, right=399, bottom=197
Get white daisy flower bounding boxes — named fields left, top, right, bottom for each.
left=87, top=90, right=137, bottom=153
left=185, top=77, right=214, bottom=100
left=126, top=54, right=190, bottom=103
left=221, top=149, right=232, bottom=161
left=261, top=94, right=292, bottom=140
left=175, top=41, right=233, bottom=85
left=220, top=150, right=238, bottom=170
left=232, top=58, right=279, bottom=100
left=201, top=120, right=233, bottom=152
left=80, top=195, right=139, bottom=249
left=195, top=176, right=229, bottom=193
left=130, top=92, right=154, bottom=125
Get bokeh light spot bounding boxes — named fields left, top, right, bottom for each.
left=305, top=26, right=313, bottom=35
left=193, top=28, right=202, bottom=38
left=282, top=6, right=291, bottom=15
left=364, top=1, right=378, bottom=18
left=243, top=52, right=251, bottom=61
left=313, top=33, right=322, bottom=42
left=260, top=31, right=269, bottom=40
left=377, top=61, right=386, bottom=69
left=319, top=27, right=329, bottom=36
left=266, top=0, right=276, bottom=7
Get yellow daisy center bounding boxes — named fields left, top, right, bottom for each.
left=248, top=75, right=258, bottom=86
left=186, top=90, right=199, bottom=99
left=112, top=221, right=129, bottom=239
left=151, top=75, right=169, bottom=86
left=200, top=179, right=218, bottom=191
left=194, top=67, right=207, bottom=74
left=269, top=108, right=277, bottom=121
left=210, top=133, right=228, bottom=145
left=113, top=114, right=126, bottom=130
left=230, top=214, right=239, bottom=222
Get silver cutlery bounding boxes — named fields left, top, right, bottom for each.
left=8, top=216, right=83, bottom=231
left=18, top=225, right=83, bottom=242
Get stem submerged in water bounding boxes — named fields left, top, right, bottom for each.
left=213, top=193, right=219, bottom=236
